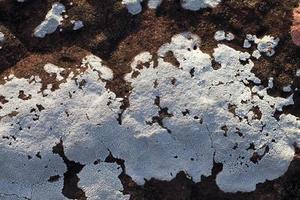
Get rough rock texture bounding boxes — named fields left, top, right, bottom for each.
left=291, top=4, right=300, bottom=46
left=0, top=0, right=300, bottom=200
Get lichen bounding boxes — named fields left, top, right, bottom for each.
left=0, top=33, right=299, bottom=198
left=122, top=0, right=222, bottom=15
left=34, top=3, right=65, bottom=38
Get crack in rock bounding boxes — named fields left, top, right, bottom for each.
left=52, top=140, right=87, bottom=200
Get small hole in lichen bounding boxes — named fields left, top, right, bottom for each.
left=190, top=68, right=195, bottom=77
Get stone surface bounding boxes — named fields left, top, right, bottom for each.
left=0, top=1, right=300, bottom=199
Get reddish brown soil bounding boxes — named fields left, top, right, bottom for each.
left=1, top=0, right=300, bottom=199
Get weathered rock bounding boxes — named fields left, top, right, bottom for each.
left=291, top=4, right=300, bottom=46
left=0, top=24, right=27, bottom=70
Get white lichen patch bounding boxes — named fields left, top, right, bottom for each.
left=252, top=50, right=261, bottom=59
left=0, top=32, right=4, bottom=42
left=181, top=0, right=222, bottom=11
left=78, top=162, right=130, bottom=200
left=268, top=77, right=274, bottom=89
left=148, top=0, right=163, bottom=9
left=43, top=63, right=65, bottom=81
left=245, top=34, right=279, bottom=57
left=226, top=32, right=235, bottom=41
left=0, top=31, right=4, bottom=49
left=123, top=32, right=299, bottom=192
left=123, top=0, right=222, bottom=15
left=214, top=31, right=234, bottom=41
left=214, top=30, right=226, bottom=41
left=31, top=178, right=65, bottom=200
left=0, top=32, right=299, bottom=198
left=82, top=55, right=113, bottom=80
left=71, top=20, right=84, bottom=31
left=0, top=129, right=65, bottom=199
left=296, top=69, right=300, bottom=77
left=34, top=3, right=65, bottom=38
left=0, top=54, right=123, bottom=199
left=243, top=39, right=251, bottom=48
left=283, top=85, right=292, bottom=93
left=212, top=44, right=296, bottom=192
left=122, top=0, right=143, bottom=15
left=255, top=35, right=279, bottom=57
left=0, top=194, right=27, bottom=200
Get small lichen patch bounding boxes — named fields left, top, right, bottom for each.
left=43, top=63, right=65, bottom=81
left=34, top=3, right=66, bottom=38
left=214, top=31, right=235, bottom=41
left=122, top=0, right=222, bottom=15
left=0, top=32, right=4, bottom=42
left=71, top=20, right=84, bottom=31
left=0, top=31, right=4, bottom=49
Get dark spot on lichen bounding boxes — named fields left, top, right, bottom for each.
left=48, top=175, right=61, bottom=183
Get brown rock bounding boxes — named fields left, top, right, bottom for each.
left=291, top=4, right=300, bottom=46
left=0, top=24, right=27, bottom=71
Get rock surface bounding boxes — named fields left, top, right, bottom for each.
left=0, top=1, right=300, bottom=200
left=292, top=4, right=300, bottom=46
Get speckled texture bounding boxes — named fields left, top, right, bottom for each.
left=0, top=0, right=300, bottom=199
